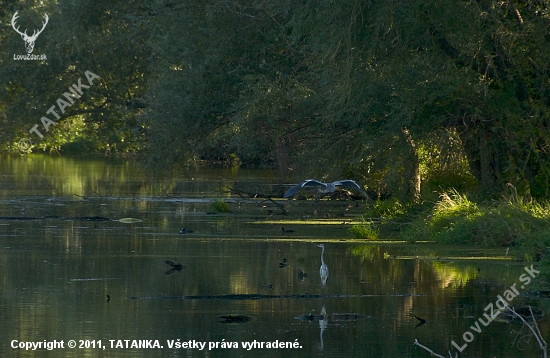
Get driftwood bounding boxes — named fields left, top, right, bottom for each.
left=508, top=306, right=548, bottom=358
left=164, top=260, right=184, bottom=268
left=225, top=186, right=275, bottom=199
left=130, top=293, right=421, bottom=300
left=224, top=186, right=288, bottom=215
left=218, top=314, right=252, bottom=324
left=414, top=305, right=547, bottom=358
left=164, top=260, right=185, bottom=275
left=73, top=192, right=104, bottom=199
left=0, top=216, right=110, bottom=221
left=260, top=197, right=287, bottom=216
left=413, top=340, right=452, bottom=358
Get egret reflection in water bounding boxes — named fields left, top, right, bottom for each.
left=317, top=244, right=329, bottom=286
left=319, top=305, right=328, bottom=349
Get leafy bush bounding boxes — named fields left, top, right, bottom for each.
left=368, top=197, right=406, bottom=219
left=209, top=199, right=229, bottom=212
left=350, top=219, right=379, bottom=240
left=404, top=189, right=550, bottom=248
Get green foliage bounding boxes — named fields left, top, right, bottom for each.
left=2, top=0, right=550, bottom=202
left=418, top=130, right=478, bottom=193
left=403, top=190, right=477, bottom=242
left=350, top=219, right=379, bottom=240
left=404, top=190, right=550, bottom=253
left=0, top=0, right=149, bottom=154
left=209, top=199, right=229, bottom=213
left=423, top=171, right=478, bottom=195
left=368, top=198, right=406, bottom=220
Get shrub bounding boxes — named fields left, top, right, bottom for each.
left=350, top=219, right=379, bottom=240
left=404, top=189, right=550, bottom=247
left=209, top=199, right=229, bottom=212
left=368, top=197, right=406, bottom=219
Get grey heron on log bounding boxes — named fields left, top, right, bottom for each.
left=283, top=179, right=368, bottom=199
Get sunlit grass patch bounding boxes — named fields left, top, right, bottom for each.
left=349, top=218, right=379, bottom=240
left=404, top=189, right=550, bottom=255
left=425, top=190, right=483, bottom=239
left=367, top=197, right=406, bottom=219
left=209, top=199, right=229, bottom=212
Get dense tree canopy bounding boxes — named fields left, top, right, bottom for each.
left=1, top=0, right=550, bottom=200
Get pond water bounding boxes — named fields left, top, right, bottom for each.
left=0, top=155, right=548, bottom=357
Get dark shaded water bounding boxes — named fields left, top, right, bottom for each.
left=0, top=155, right=548, bottom=357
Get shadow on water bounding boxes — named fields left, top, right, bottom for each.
left=0, top=155, right=548, bottom=357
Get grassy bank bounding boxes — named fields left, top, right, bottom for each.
left=354, top=189, right=550, bottom=283
left=406, top=190, right=550, bottom=249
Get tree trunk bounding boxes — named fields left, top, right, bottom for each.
left=274, top=136, right=289, bottom=176
left=460, top=126, right=506, bottom=191
left=462, top=138, right=482, bottom=185
left=478, top=130, right=495, bottom=189
left=401, top=128, right=421, bottom=203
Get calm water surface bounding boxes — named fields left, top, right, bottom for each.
left=0, top=155, right=548, bottom=357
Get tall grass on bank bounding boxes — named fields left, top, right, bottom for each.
left=404, top=190, right=550, bottom=260
left=350, top=218, right=379, bottom=240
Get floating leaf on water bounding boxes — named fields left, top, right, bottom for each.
left=115, top=218, right=143, bottom=223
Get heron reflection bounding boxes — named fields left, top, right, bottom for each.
left=317, top=244, right=329, bottom=286
left=319, top=305, right=328, bottom=349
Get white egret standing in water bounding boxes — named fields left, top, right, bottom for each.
left=317, top=244, right=329, bottom=286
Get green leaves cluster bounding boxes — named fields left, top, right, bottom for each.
left=404, top=189, right=550, bottom=267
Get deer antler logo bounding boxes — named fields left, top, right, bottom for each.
left=11, top=11, right=49, bottom=54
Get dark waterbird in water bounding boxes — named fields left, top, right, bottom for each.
left=281, top=226, right=294, bottom=234
left=283, top=179, right=368, bottom=199
left=179, top=228, right=193, bottom=234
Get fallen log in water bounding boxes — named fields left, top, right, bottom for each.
left=129, top=293, right=421, bottom=300
left=218, top=314, right=253, bottom=324
left=164, top=260, right=184, bottom=268
left=0, top=216, right=110, bottom=221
